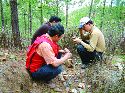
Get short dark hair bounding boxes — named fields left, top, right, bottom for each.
left=86, top=20, right=93, bottom=24
left=48, top=23, right=64, bottom=37
left=49, top=16, right=61, bottom=23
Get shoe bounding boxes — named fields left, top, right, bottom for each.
left=81, top=64, right=88, bottom=69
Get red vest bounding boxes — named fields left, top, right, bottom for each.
left=26, top=35, right=59, bottom=73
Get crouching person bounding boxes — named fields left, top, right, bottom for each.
left=73, top=17, right=106, bottom=69
left=26, top=23, right=72, bottom=82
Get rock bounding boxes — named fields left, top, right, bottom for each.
left=58, top=73, right=65, bottom=82
left=54, top=88, right=62, bottom=92
left=77, top=88, right=84, bottom=93
left=63, top=82, right=66, bottom=86
left=32, top=83, right=37, bottom=87
left=65, top=59, right=74, bottom=68
left=87, top=85, right=91, bottom=89
left=63, top=75, right=68, bottom=80
left=66, top=87, right=70, bottom=92
left=78, top=83, right=85, bottom=89
left=62, top=71, right=67, bottom=75
left=71, top=88, right=78, bottom=93
left=47, top=83, right=56, bottom=89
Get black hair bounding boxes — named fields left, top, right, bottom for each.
left=31, top=16, right=62, bottom=44
left=48, top=23, right=64, bottom=37
left=86, top=20, right=93, bottom=24
left=49, top=16, right=61, bottom=23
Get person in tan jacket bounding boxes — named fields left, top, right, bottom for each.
left=73, top=17, right=106, bottom=69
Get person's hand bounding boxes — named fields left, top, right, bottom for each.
left=73, top=37, right=82, bottom=44
left=63, top=48, right=72, bottom=59
left=65, top=52, right=72, bottom=59
left=59, top=50, right=65, bottom=53
left=59, top=48, right=70, bottom=54
left=64, top=48, right=70, bottom=53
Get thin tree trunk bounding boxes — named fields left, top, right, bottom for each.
left=100, top=0, right=106, bottom=30
left=0, top=0, right=6, bottom=48
left=66, top=0, right=68, bottom=28
left=40, top=0, right=43, bottom=24
left=10, top=0, right=21, bottom=48
left=110, top=0, right=113, bottom=7
left=89, top=0, right=94, bottom=18
left=56, top=0, right=59, bottom=16
left=24, top=12, right=27, bottom=35
left=0, top=0, right=5, bottom=32
left=29, top=1, right=32, bottom=34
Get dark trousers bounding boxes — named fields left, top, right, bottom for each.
left=31, top=52, right=63, bottom=81
left=31, top=65, right=62, bottom=81
left=77, top=44, right=102, bottom=65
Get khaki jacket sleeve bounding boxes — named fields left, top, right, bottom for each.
left=80, top=33, right=99, bottom=52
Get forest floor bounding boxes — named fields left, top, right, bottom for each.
left=0, top=49, right=125, bottom=93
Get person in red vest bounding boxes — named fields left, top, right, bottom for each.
left=31, top=16, right=61, bottom=44
left=26, top=23, right=72, bottom=81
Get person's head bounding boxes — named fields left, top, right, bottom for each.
left=79, top=17, right=94, bottom=32
left=48, top=23, right=64, bottom=42
left=49, top=16, right=61, bottom=26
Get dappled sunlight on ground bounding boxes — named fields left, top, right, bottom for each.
left=0, top=49, right=125, bottom=93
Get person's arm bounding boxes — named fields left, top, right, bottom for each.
left=73, top=33, right=99, bottom=52
left=37, top=42, right=72, bottom=67
left=79, top=29, right=90, bottom=41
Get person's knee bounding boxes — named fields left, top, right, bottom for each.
left=77, top=44, right=85, bottom=53
left=56, top=66, right=63, bottom=74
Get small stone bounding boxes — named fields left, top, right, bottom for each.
left=78, top=83, right=85, bottom=89
left=58, top=74, right=65, bottom=82
left=54, top=88, right=62, bottom=92
left=62, top=71, right=67, bottom=75
left=77, top=88, right=84, bottom=93
left=71, top=88, right=78, bottom=93
left=87, top=85, right=91, bottom=88
left=63, top=75, right=68, bottom=80
left=74, top=79, right=79, bottom=82
left=33, top=83, right=37, bottom=87
left=47, top=83, right=56, bottom=89
left=66, top=87, right=70, bottom=92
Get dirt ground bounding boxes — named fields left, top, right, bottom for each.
left=0, top=49, right=125, bottom=93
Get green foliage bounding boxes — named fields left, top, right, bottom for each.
left=120, top=55, right=125, bottom=61
left=68, top=5, right=125, bottom=27
left=66, top=4, right=125, bottom=54
left=0, top=0, right=125, bottom=52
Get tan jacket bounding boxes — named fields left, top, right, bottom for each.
left=81, top=26, right=106, bottom=52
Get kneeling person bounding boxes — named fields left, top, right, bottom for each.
left=73, top=17, right=106, bottom=69
left=26, top=23, right=72, bottom=81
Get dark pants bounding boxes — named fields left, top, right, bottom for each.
left=31, top=52, right=63, bottom=81
left=77, top=44, right=102, bottom=65
left=31, top=65, right=62, bottom=81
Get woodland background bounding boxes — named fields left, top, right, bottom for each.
left=0, top=0, right=125, bottom=93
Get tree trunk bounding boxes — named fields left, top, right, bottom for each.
left=66, top=0, right=68, bottom=28
left=29, top=1, right=32, bottom=34
left=0, top=0, right=5, bottom=32
left=10, top=0, right=21, bottom=48
left=89, top=0, right=94, bottom=18
left=23, top=12, right=27, bottom=35
left=56, top=0, right=59, bottom=16
left=100, top=0, right=106, bottom=30
left=40, top=0, right=43, bottom=24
